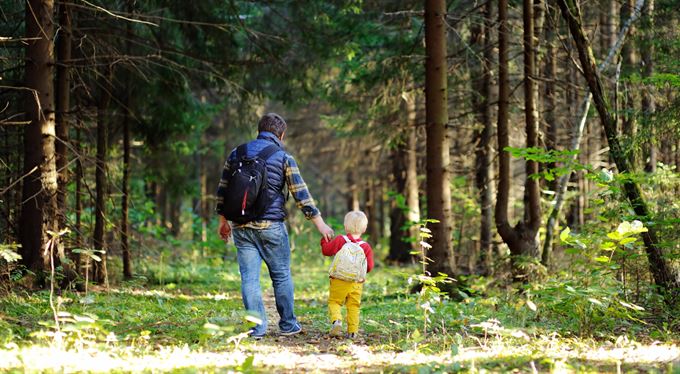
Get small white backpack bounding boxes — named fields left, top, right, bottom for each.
left=328, top=235, right=367, bottom=282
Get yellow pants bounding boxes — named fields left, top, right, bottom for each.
left=328, top=278, right=364, bottom=334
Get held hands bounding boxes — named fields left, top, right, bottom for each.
left=218, top=216, right=231, bottom=242
left=312, top=215, right=334, bottom=241
left=318, top=223, right=334, bottom=242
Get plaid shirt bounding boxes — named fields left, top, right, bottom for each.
left=215, top=151, right=320, bottom=229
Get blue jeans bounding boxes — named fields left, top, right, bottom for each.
left=232, top=221, right=299, bottom=336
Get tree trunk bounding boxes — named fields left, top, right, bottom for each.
left=19, top=0, right=61, bottom=277
left=55, top=2, right=71, bottom=233
left=621, top=0, right=638, bottom=168
left=347, top=172, right=359, bottom=212
left=93, top=69, right=112, bottom=285
left=74, top=125, right=82, bottom=272
left=404, top=93, right=421, bottom=252
left=424, top=0, right=455, bottom=277
left=496, top=0, right=514, bottom=255
left=388, top=147, right=409, bottom=262
left=496, top=0, right=541, bottom=281
left=472, top=0, right=495, bottom=274
left=641, top=0, right=656, bottom=172
left=557, top=0, right=680, bottom=299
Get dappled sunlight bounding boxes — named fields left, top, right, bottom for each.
left=3, top=338, right=676, bottom=372
left=110, top=288, right=240, bottom=302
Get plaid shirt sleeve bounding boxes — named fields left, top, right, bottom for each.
left=215, top=150, right=236, bottom=216
left=284, top=155, right=320, bottom=220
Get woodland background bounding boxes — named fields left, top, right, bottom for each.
left=0, top=0, right=679, bottom=372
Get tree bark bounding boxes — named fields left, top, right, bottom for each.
left=93, top=69, right=113, bottom=285
left=641, top=0, right=656, bottom=172
left=120, top=0, right=134, bottom=279
left=425, top=0, right=455, bottom=277
left=388, top=133, right=412, bottom=263
left=55, top=1, right=71, bottom=233
left=543, top=0, right=638, bottom=265
left=74, top=125, right=82, bottom=272
left=496, top=0, right=542, bottom=281
left=621, top=0, right=638, bottom=168
left=557, top=0, right=680, bottom=299
left=404, top=93, right=421, bottom=252
left=19, top=0, right=61, bottom=277
left=472, top=0, right=495, bottom=274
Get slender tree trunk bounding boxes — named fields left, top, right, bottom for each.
left=544, top=13, right=558, bottom=193
left=522, top=0, right=542, bottom=254
left=169, top=196, right=181, bottom=237
left=55, top=2, right=71, bottom=233
left=388, top=139, right=412, bottom=263
left=496, top=0, right=516, bottom=255
left=557, top=0, right=680, bottom=299
left=93, top=69, right=112, bottom=285
left=641, top=0, right=656, bottom=172
left=496, top=0, right=542, bottom=281
left=621, top=0, right=638, bottom=168
left=74, top=125, right=82, bottom=272
left=19, top=0, right=60, bottom=277
left=377, top=182, right=385, bottom=238
left=471, top=2, right=495, bottom=274
left=347, top=172, right=359, bottom=212
left=404, top=93, right=421, bottom=252
left=120, top=0, right=134, bottom=279
left=425, top=0, right=455, bottom=277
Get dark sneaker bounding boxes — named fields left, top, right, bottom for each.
left=280, top=323, right=302, bottom=336
left=330, top=320, right=343, bottom=337
left=248, top=329, right=265, bottom=340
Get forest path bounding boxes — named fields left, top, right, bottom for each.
left=235, top=290, right=453, bottom=372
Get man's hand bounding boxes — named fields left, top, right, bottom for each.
left=312, top=215, right=334, bottom=241
left=218, top=216, right=231, bottom=242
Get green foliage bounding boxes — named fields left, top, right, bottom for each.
left=504, top=146, right=587, bottom=182
left=0, top=243, right=21, bottom=264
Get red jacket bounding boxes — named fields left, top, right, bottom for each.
left=321, top=234, right=374, bottom=273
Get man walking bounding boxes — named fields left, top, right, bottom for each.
left=216, top=113, right=334, bottom=339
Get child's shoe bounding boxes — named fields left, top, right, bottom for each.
left=330, top=320, right=343, bottom=336
left=347, top=332, right=357, bottom=339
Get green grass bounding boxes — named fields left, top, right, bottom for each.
left=1, top=237, right=679, bottom=373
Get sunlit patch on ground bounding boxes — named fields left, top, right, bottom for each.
left=1, top=339, right=677, bottom=372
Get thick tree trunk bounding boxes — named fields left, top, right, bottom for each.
left=424, top=0, right=455, bottom=277
left=19, top=0, right=61, bottom=277
left=557, top=0, right=680, bottom=299
left=93, top=70, right=112, bottom=285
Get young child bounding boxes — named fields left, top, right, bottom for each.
left=320, top=210, right=374, bottom=338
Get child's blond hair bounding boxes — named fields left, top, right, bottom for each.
left=344, top=210, right=368, bottom=235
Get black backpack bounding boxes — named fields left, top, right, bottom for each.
left=219, top=143, right=281, bottom=224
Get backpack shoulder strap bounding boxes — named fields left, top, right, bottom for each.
left=356, top=241, right=366, bottom=246
left=257, top=144, right=281, bottom=161
left=235, top=144, right=248, bottom=159
left=341, top=235, right=351, bottom=244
